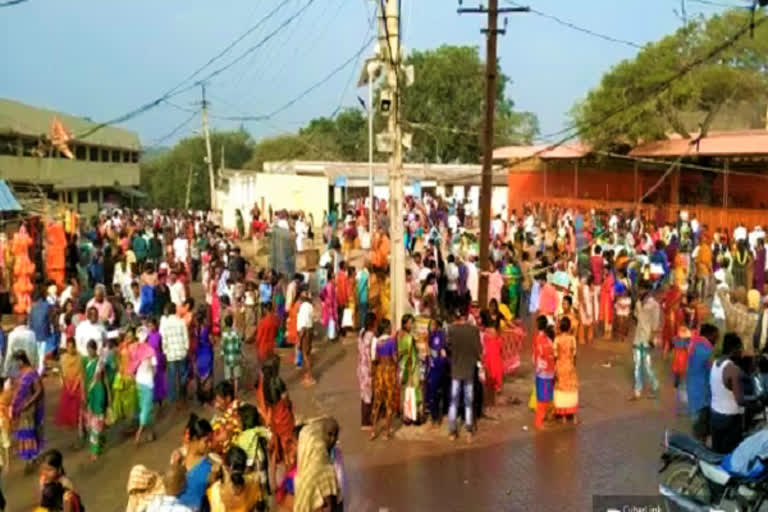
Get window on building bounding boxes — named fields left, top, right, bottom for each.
left=101, top=149, right=109, bottom=162
left=89, top=147, right=99, bottom=162
left=112, top=150, right=120, bottom=163
left=131, top=152, right=139, bottom=163
left=0, top=136, right=16, bottom=156
left=122, top=151, right=130, bottom=163
left=77, top=189, right=89, bottom=204
left=75, top=145, right=87, bottom=160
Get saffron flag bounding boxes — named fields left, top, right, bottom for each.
left=49, top=117, right=74, bottom=159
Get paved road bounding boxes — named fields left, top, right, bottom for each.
left=4, top=320, right=683, bottom=511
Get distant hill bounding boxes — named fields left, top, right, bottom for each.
left=140, top=146, right=170, bottom=162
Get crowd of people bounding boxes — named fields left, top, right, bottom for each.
left=0, top=208, right=348, bottom=512
left=1, top=192, right=767, bottom=510
left=330, top=197, right=768, bottom=451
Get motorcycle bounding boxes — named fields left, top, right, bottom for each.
left=659, top=430, right=768, bottom=511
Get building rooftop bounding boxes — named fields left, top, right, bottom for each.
left=0, top=98, right=141, bottom=151
left=629, top=130, right=768, bottom=158
left=258, top=160, right=507, bottom=185
left=493, top=143, right=591, bottom=161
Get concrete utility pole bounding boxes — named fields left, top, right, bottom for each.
left=201, top=85, right=217, bottom=211
left=185, top=164, right=194, bottom=209
left=381, top=0, right=406, bottom=326
left=458, top=0, right=527, bottom=307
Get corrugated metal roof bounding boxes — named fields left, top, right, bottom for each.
left=630, top=130, right=768, bottom=157
left=0, top=180, right=22, bottom=212
left=0, top=98, right=141, bottom=150
left=493, top=143, right=591, bottom=161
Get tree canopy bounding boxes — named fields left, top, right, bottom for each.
left=571, top=9, right=768, bottom=151
left=140, top=129, right=253, bottom=209
left=402, top=45, right=538, bottom=163
left=140, top=44, right=539, bottom=207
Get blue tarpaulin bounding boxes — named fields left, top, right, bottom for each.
left=0, top=180, right=21, bottom=212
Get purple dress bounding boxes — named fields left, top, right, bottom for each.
left=755, top=247, right=766, bottom=294
left=196, top=326, right=213, bottom=380
left=147, top=330, right=168, bottom=402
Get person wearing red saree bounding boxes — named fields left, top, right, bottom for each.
left=54, top=338, right=83, bottom=437
left=254, top=356, right=296, bottom=487
left=210, top=266, right=222, bottom=338
left=533, top=316, right=555, bottom=430
left=662, top=283, right=684, bottom=355
left=335, top=262, right=352, bottom=336
left=481, top=313, right=503, bottom=407
left=598, top=267, right=614, bottom=339
left=256, top=302, right=279, bottom=363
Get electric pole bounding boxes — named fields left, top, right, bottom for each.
left=185, top=164, right=194, bottom=209
left=381, top=0, right=406, bottom=326
left=458, top=0, right=527, bottom=307
left=201, top=85, right=216, bottom=211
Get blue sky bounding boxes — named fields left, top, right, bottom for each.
left=0, top=0, right=731, bottom=147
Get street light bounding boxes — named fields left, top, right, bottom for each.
left=358, top=55, right=383, bottom=236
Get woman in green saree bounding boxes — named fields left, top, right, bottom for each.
left=397, top=314, right=422, bottom=424
left=83, top=340, right=107, bottom=460
left=504, top=259, right=522, bottom=319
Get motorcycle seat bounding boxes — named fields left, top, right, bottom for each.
left=668, top=431, right=725, bottom=464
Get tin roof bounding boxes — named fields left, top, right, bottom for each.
left=629, top=130, right=768, bottom=157
left=0, top=98, right=141, bottom=150
left=493, top=143, right=591, bottom=161
left=0, top=180, right=22, bottom=212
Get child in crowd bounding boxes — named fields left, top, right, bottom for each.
left=221, top=315, right=243, bottom=397
left=614, top=288, right=632, bottom=341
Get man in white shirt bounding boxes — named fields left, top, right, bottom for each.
left=4, top=315, right=38, bottom=378
left=159, top=303, right=189, bottom=404
left=447, top=213, right=459, bottom=234
left=466, top=256, right=479, bottom=303
left=445, top=254, right=460, bottom=310
left=172, top=236, right=189, bottom=266
left=168, top=271, right=186, bottom=308
left=74, top=307, right=107, bottom=357
left=735, top=224, right=748, bottom=243
left=491, top=214, right=504, bottom=240
left=295, top=216, right=308, bottom=251
left=297, top=289, right=316, bottom=386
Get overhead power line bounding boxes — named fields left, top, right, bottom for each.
left=209, top=34, right=375, bottom=122
left=165, top=0, right=294, bottom=97
left=0, top=0, right=29, bottom=7
left=687, top=0, right=753, bottom=9
left=447, top=15, right=767, bottom=182
left=148, top=110, right=199, bottom=148
left=505, top=0, right=643, bottom=48
left=73, top=0, right=314, bottom=141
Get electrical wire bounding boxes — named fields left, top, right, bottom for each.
left=189, top=0, right=318, bottom=89
left=0, top=0, right=29, bottom=7
left=244, top=0, right=347, bottom=106
left=229, top=0, right=309, bottom=96
left=147, top=110, right=199, bottom=148
left=209, top=34, right=375, bottom=122
left=331, top=24, right=376, bottom=118
left=687, top=0, right=753, bottom=9
left=165, top=0, right=294, bottom=97
left=505, top=0, right=643, bottom=49
left=444, top=16, right=766, bottom=184
left=73, top=0, right=312, bottom=141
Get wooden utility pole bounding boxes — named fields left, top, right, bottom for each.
left=201, top=85, right=216, bottom=211
left=459, top=0, right=528, bottom=307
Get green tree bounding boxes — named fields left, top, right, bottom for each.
left=140, top=128, right=253, bottom=209
left=400, top=45, right=539, bottom=163
left=571, top=9, right=768, bottom=151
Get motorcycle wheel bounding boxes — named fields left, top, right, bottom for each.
left=663, top=461, right=711, bottom=504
